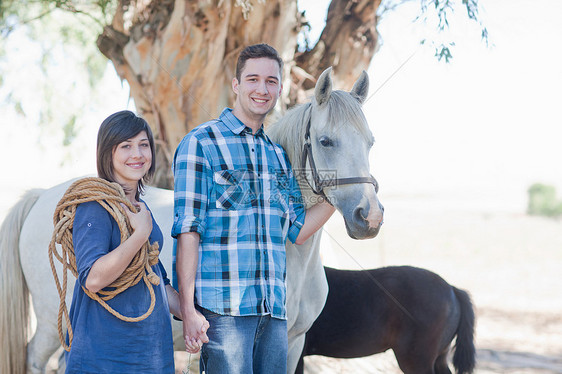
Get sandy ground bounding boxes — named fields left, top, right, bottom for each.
left=2, top=190, right=561, bottom=373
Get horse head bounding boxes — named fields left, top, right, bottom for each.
left=268, top=67, right=384, bottom=240
left=307, top=67, right=383, bottom=239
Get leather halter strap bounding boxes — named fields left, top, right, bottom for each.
left=301, top=115, right=378, bottom=197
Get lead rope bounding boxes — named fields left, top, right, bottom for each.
left=48, top=177, right=161, bottom=351
left=183, top=350, right=206, bottom=374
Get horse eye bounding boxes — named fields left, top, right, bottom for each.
left=319, top=136, right=333, bottom=147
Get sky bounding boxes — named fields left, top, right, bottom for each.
left=1, top=0, right=561, bottom=214
left=364, top=0, right=562, bottom=211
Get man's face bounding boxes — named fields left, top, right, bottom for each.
left=232, top=57, right=282, bottom=125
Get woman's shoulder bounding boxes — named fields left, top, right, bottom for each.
left=75, top=200, right=114, bottom=227
left=76, top=200, right=109, bottom=214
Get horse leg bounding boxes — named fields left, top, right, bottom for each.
left=287, top=333, right=306, bottom=374
left=393, top=347, right=436, bottom=374
left=294, top=353, right=305, bottom=374
left=434, top=349, right=453, bottom=374
left=26, top=321, right=62, bottom=374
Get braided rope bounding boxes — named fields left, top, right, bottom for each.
left=48, top=177, right=161, bottom=351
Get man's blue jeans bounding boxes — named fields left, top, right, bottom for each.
left=198, top=307, right=288, bottom=374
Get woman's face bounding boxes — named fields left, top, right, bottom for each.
left=112, top=131, right=152, bottom=192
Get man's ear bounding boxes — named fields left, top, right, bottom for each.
left=232, top=78, right=239, bottom=95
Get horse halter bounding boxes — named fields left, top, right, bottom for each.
left=300, top=114, right=379, bottom=197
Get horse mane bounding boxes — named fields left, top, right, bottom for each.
left=266, top=89, right=372, bottom=164
left=266, top=101, right=311, bottom=165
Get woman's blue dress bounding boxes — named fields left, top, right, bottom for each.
left=65, top=200, right=174, bottom=373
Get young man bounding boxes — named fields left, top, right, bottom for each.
left=172, top=44, right=335, bottom=373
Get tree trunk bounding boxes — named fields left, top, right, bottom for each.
left=97, top=0, right=381, bottom=188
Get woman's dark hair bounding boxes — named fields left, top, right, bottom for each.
left=97, top=110, right=156, bottom=200
left=235, top=43, right=283, bottom=82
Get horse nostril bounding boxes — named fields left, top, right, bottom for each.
left=353, top=207, right=367, bottom=222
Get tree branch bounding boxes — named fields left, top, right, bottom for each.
left=295, top=0, right=381, bottom=91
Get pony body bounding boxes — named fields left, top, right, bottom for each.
left=296, top=266, right=476, bottom=374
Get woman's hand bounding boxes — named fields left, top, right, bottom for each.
left=122, top=202, right=152, bottom=242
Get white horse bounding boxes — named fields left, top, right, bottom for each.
left=0, top=67, right=383, bottom=374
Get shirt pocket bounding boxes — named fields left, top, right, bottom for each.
left=213, top=169, right=255, bottom=210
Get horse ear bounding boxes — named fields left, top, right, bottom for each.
left=315, top=67, right=333, bottom=106
left=350, top=70, right=369, bottom=104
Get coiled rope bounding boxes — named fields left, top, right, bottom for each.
left=48, top=177, right=161, bottom=351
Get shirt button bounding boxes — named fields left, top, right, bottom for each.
left=251, top=148, right=255, bottom=152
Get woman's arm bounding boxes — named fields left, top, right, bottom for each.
left=165, top=284, right=182, bottom=320
left=85, top=202, right=153, bottom=293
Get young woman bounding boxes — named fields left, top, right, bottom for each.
left=65, top=111, right=180, bottom=373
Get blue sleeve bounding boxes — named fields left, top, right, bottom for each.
left=157, top=260, right=171, bottom=286
left=171, top=133, right=211, bottom=238
left=284, top=156, right=306, bottom=243
left=73, top=201, right=113, bottom=287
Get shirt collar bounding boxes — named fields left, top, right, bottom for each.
left=220, top=108, right=266, bottom=137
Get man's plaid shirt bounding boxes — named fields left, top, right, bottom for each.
left=171, top=108, right=306, bottom=319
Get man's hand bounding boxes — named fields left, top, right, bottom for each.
left=183, top=309, right=210, bottom=354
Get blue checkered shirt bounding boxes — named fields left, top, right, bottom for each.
left=171, top=108, right=306, bottom=319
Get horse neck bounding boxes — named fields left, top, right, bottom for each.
left=286, top=230, right=324, bottom=270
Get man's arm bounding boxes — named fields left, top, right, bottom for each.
left=295, top=200, right=336, bottom=245
left=176, top=232, right=209, bottom=353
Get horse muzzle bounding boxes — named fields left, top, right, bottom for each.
left=344, top=200, right=384, bottom=240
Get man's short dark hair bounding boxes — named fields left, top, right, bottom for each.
left=235, top=43, right=283, bottom=82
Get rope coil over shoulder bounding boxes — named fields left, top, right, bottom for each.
left=48, top=177, right=161, bottom=351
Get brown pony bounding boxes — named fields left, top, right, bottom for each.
left=296, top=266, right=475, bottom=374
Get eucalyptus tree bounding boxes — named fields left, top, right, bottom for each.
left=1, top=0, right=486, bottom=187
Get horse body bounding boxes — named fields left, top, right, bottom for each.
left=296, top=266, right=476, bottom=374
left=0, top=67, right=382, bottom=374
